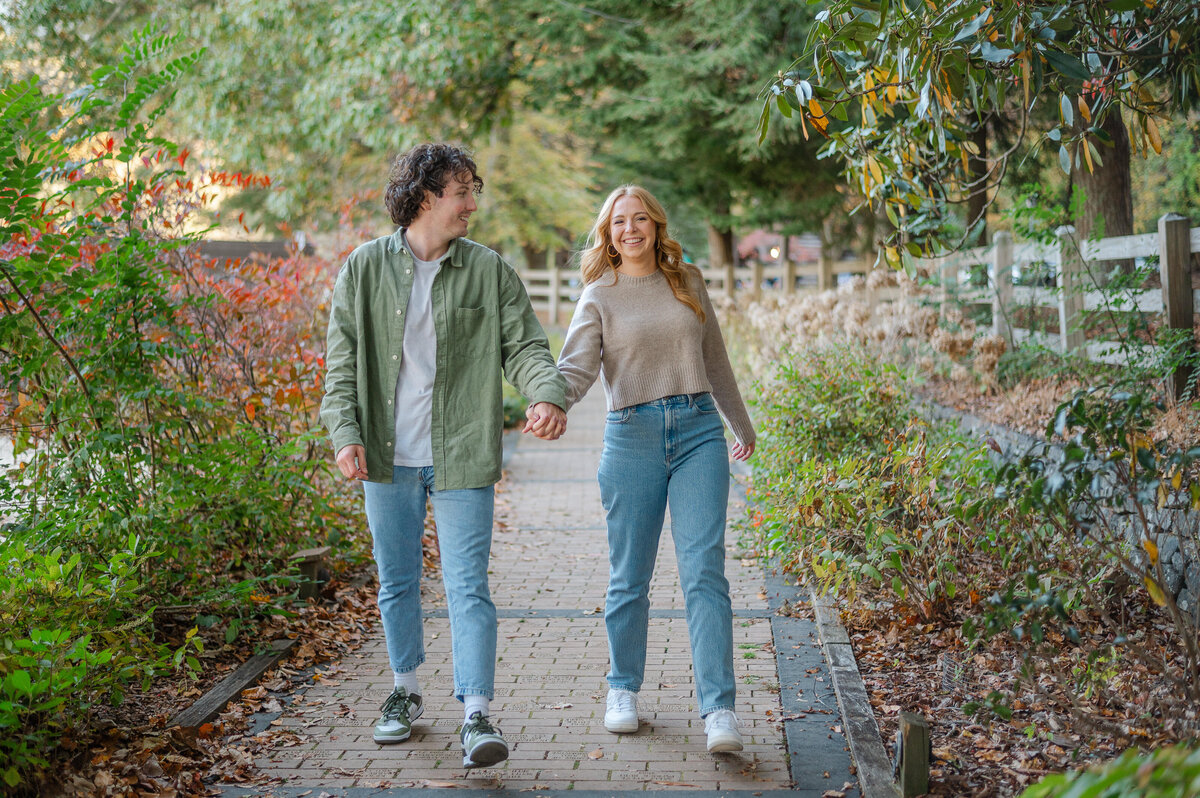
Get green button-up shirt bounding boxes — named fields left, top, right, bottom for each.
left=320, top=229, right=566, bottom=490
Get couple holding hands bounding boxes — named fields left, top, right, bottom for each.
left=320, top=143, right=755, bottom=770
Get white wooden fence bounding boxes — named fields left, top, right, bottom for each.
left=519, top=256, right=875, bottom=324
left=925, top=214, right=1197, bottom=399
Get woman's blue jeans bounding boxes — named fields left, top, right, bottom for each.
left=362, top=466, right=496, bottom=701
left=598, top=392, right=735, bottom=716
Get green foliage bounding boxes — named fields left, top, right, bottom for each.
left=0, top=28, right=355, bottom=787
left=1020, top=743, right=1200, bottom=797
left=983, top=384, right=1200, bottom=699
left=0, top=534, right=204, bottom=787
left=761, top=0, right=1200, bottom=261
left=746, top=343, right=1001, bottom=618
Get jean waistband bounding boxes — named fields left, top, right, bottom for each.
left=634, top=392, right=710, bottom=409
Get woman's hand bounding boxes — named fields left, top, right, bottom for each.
left=731, top=441, right=755, bottom=461
left=523, top=402, right=567, bottom=440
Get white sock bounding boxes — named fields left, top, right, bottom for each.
left=393, top=671, right=420, bottom=696
left=464, top=695, right=489, bottom=720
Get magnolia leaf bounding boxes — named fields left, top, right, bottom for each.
left=1060, top=94, right=1073, bottom=127
left=1043, top=49, right=1091, bottom=81
left=1146, top=116, right=1163, bottom=154
left=1077, top=96, right=1091, bottom=123
left=952, top=10, right=990, bottom=43
left=978, top=42, right=1015, bottom=63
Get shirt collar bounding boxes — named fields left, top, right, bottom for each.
left=390, top=228, right=464, bottom=267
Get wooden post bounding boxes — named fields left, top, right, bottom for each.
left=898, top=711, right=930, bottom=797
left=548, top=248, right=561, bottom=326
left=939, top=256, right=957, bottom=314
left=724, top=261, right=736, bottom=299
left=750, top=259, right=764, bottom=298
left=291, top=545, right=331, bottom=600
left=1056, top=225, right=1086, bottom=353
left=992, top=230, right=1013, bottom=343
left=781, top=235, right=795, bottom=295
left=1159, top=213, right=1195, bottom=400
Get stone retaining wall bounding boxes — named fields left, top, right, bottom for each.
left=919, top=401, right=1200, bottom=625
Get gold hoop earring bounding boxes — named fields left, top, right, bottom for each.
left=606, top=244, right=620, bottom=259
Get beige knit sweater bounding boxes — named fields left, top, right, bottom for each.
left=556, top=268, right=755, bottom=446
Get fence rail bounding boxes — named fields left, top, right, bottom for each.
left=925, top=213, right=1197, bottom=399
left=519, top=257, right=876, bottom=325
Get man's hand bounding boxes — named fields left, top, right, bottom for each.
left=731, top=441, right=755, bottom=462
left=523, top=402, right=567, bottom=440
left=335, top=444, right=369, bottom=480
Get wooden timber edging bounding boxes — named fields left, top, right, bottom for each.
left=168, top=637, right=298, bottom=729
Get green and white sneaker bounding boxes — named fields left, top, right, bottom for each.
left=459, top=711, right=508, bottom=768
left=373, top=687, right=423, bottom=744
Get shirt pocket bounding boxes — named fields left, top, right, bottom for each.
left=453, top=306, right=497, bottom=356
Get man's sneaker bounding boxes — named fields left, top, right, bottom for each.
left=704, top=709, right=744, bottom=753
left=373, top=687, right=424, bottom=744
left=604, top=689, right=639, bottom=733
left=460, top=711, right=508, bottom=768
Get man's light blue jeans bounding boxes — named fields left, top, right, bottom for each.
left=362, top=466, right=496, bottom=701
left=598, top=392, right=735, bottom=716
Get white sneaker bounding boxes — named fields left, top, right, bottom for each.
left=604, top=689, right=639, bottom=733
left=704, top=709, right=744, bottom=752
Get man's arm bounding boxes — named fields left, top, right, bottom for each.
left=319, top=265, right=368, bottom=477
left=496, top=261, right=568, bottom=416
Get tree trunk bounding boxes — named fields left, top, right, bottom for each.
left=706, top=222, right=734, bottom=269
left=522, top=244, right=547, bottom=270
left=1074, top=110, right=1133, bottom=277
left=966, top=117, right=989, bottom=247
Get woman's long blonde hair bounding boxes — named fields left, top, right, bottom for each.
left=579, top=185, right=705, bottom=322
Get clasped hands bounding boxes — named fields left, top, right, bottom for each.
left=523, top=401, right=566, bottom=440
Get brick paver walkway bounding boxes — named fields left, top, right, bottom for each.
left=243, top=389, right=854, bottom=794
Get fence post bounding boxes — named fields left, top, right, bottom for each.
left=818, top=248, right=833, bottom=291
left=992, top=230, right=1013, bottom=342
left=1056, top=225, right=1085, bottom=353
left=1158, top=213, right=1195, bottom=401
left=781, top=235, right=795, bottom=295
left=724, top=261, right=736, bottom=299
left=750, top=259, right=764, bottom=298
left=548, top=248, right=561, bottom=326
left=938, top=256, right=957, bottom=314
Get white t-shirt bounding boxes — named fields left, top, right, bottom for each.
left=392, top=236, right=442, bottom=466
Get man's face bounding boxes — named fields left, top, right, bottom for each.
left=420, top=172, right=478, bottom=241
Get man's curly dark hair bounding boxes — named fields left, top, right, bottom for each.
left=384, top=143, right=484, bottom=227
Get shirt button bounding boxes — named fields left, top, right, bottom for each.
left=405, top=269, right=412, bottom=275
left=392, top=354, right=398, bottom=360
left=386, top=441, right=393, bottom=447
left=388, top=399, right=393, bottom=405
left=396, top=308, right=403, bottom=315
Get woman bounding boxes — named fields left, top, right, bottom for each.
left=556, top=185, right=755, bottom=753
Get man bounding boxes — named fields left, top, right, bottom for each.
left=320, top=142, right=567, bottom=768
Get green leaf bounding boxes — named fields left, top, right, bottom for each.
left=978, top=42, right=1015, bottom=63
left=776, top=93, right=793, bottom=119
left=1060, top=94, right=1073, bottom=127
left=952, top=10, right=990, bottom=43
left=1058, top=144, right=1072, bottom=174
left=12, top=670, right=31, bottom=693
left=1043, top=49, right=1092, bottom=81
